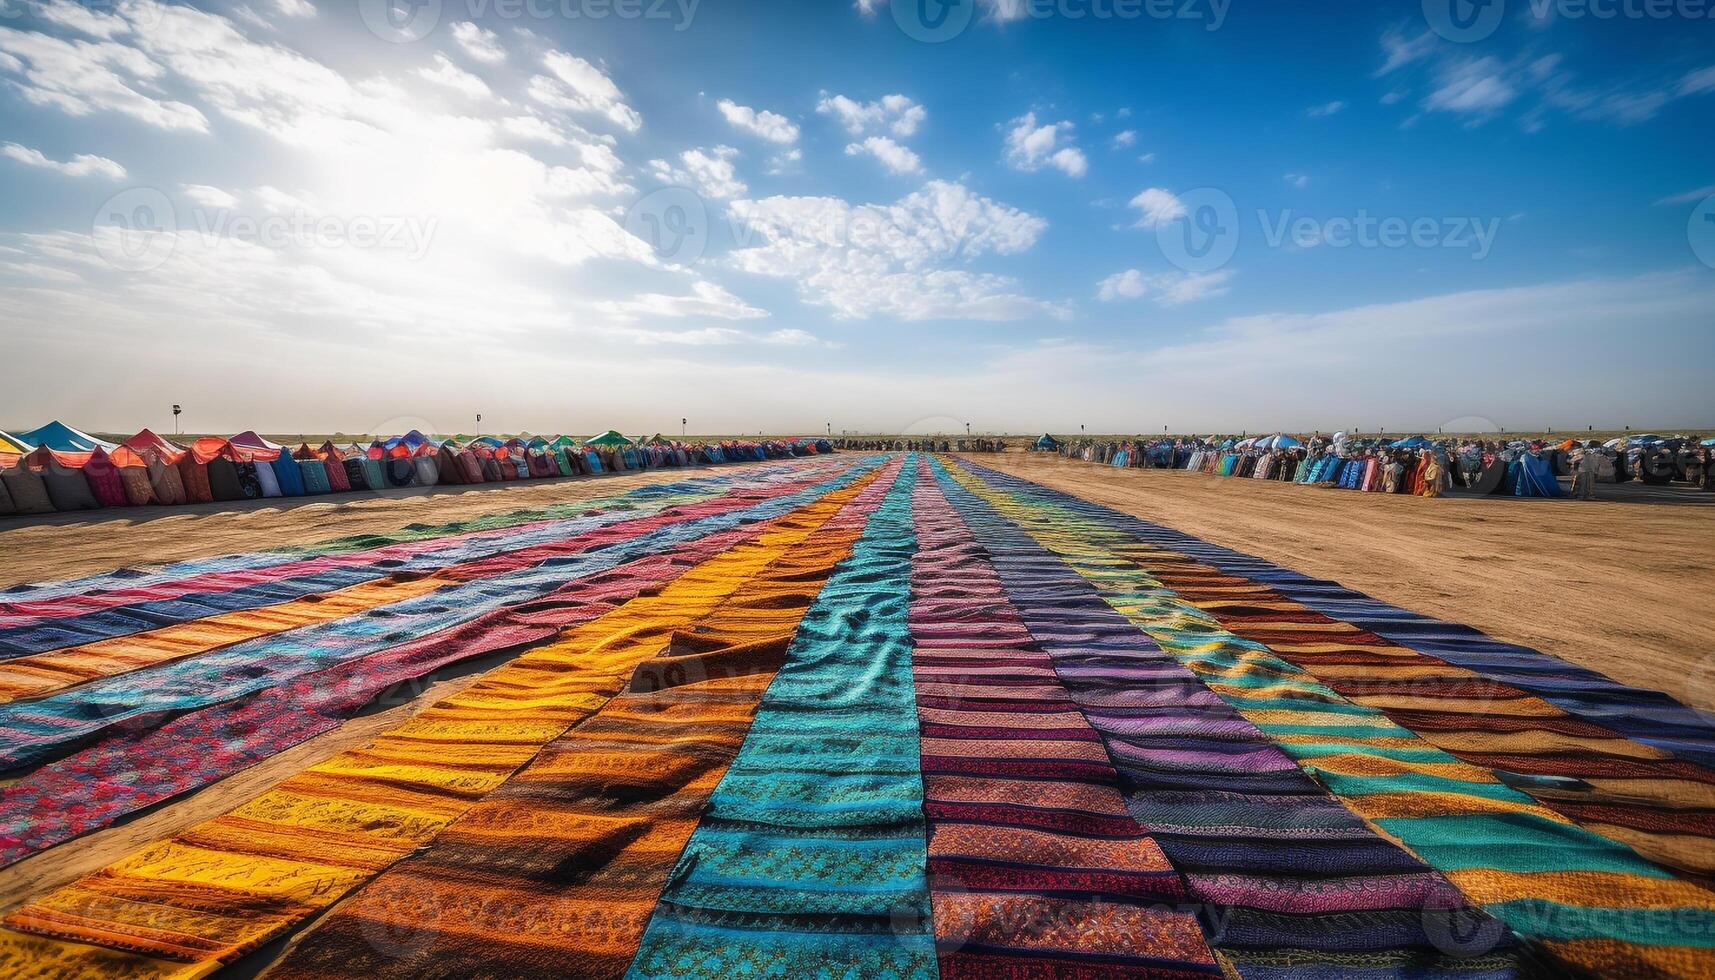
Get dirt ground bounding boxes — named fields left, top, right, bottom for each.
left=974, top=451, right=1715, bottom=715
left=3, top=451, right=1712, bottom=959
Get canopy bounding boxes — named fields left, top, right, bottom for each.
left=584, top=430, right=634, bottom=448
left=0, top=430, right=31, bottom=455
left=1256, top=434, right=1302, bottom=450
left=229, top=431, right=284, bottom=460
left=15, top=421, right=113, bottom=453
left=122, top=429, right=182, bottom=458
left=1389, top=436, right=1433, bottom=449
left=382, top=430, right=434, bottom=454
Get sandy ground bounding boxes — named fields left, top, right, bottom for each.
left=974, top=452, right=1715, bottom=715
left=3, top=451, right=1712, bottom=970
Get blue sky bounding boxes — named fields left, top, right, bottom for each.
left=0, top=0, right=1712, bottom=436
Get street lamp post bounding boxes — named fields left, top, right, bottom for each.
left=171, top=404, right=181, bottom=436
left=681, top=418, right=687, bottom=439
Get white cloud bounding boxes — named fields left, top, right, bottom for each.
left=1306, top=100, right=1346, bottom=117
left=181, top=184, right=239, bottom=208
left=766, top=328, right=820, bottom=345
left=1098, top=268, right=1232, bottom=305
left=845, top=136, right=922, bottom=175
left=716, top=99, right=799, bottom=144
left=726, top=180, right=1063, bottom=321
left=272, top=0, right=316, bottom=18
left=1424, top=57, right=1517, bottom=117
left=1, top=142, right=126, bottom=179
left=1376, top=28, right=1436, bottom=77
left=1111, top=129, right=1137, bottom=148
left=1283, top=172, right=1310, bottom=189
left=417, top=52, right=491, bottom=99
left=529, top=50, right=641, bottom=132
left=1655, top=184, right=1715, bottom=206
left=1128, top=187, right=1185, bottom=228
left=500, top=114, right=570, bottom=146
left=816, top=92, right=926, bottom=138
left=1096, top=269, right=1146, bottom=301
left=451, top=22, right=507, bottom=64
left=0, top=24, right=210, bottom=132
left=597, top=279, right=767, bottom=320
left=648, top=145, right=746, bottom=199
left=31, top=0, right=129, bottom=38
left=1002, top=112, right=1086, bottom=178
left=1138, top=152, right=1157, bottom=164
left=1681, top=65, right=1715, bottom=97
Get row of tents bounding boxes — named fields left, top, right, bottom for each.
left=0, top=422, right=837, bottom=518
left=1047, top=432, right=1715, bottom=498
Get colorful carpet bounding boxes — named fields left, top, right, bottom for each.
left=1, top=452, right=1712, bottom=979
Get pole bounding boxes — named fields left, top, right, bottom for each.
left=681, top=418, right=687, bottom=439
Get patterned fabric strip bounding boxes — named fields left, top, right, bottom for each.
left=263, top=460, right=902, bottom=979
left=0, top=467, right=885, bottom=979
left=948, top=458, right=1715, bottom=977
left=0, top=461, right=819, bottom=616
left=931, top=457, right=1532, bottom=977
left=0, top=463, right=850, bottom=702
left=0, top=461, right=873, bottom=774
left=625, top=461, right=936, bottom=978
left=0, top=462, right=831, bottom=645
left=0, top=478, right=870, bottom=866
left=1119, top=540, right=1715, bottom=884
left=907, top=458, right=1221, bottom=979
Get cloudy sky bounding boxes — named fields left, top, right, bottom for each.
left=1, top=0, right=1711, bottom=437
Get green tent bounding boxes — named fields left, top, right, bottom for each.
left=584, top=430, right=634, bottom=448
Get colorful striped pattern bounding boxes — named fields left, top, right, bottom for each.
left=1, top=452, right=1712, bottom=979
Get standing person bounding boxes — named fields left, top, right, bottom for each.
left=1573, top=449, right=1599, bottom=500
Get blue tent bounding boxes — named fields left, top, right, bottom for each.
left=14, top=421, right=114, bottom=453
left=1508, top=453, right=1565, bottom=498
left=1256, top=434, right=1302, bottom=450
left=1035, top=434, right=1059, bottom=451
left=381, top=429, right=435, bottom=454
left=1389, top=436, right=1433, bottom=449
